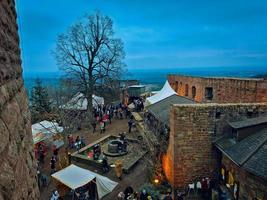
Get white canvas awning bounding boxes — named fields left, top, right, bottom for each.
left=145, top=81, right=176, bottom=106
left=52, top=164, right=118, bottom=199
left=32, top=120, right=63, bottom=144
left=61, top=92, right=104, bottom=111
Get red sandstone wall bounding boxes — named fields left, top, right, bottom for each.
left=164, top=103, right=267, bottom=189
left=222, top=155, right=267, bottom=200
left=168, top=75, right=267, bottom=103
left=0, top=0, right=39, bottom=199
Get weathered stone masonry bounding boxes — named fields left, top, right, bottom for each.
left=0, top=0, right=39, bottom=199
left=168, top=75, right=267, bottom=103
left=163, top=103, right=267, bottom=188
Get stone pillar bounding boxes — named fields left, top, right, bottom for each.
left=0, top=0, right=39, bottom=199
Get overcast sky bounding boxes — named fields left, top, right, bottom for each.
left=17, top=0, right=267, bottom=74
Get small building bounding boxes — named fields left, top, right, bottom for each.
left=127, top=85, right=146, bottom=97
left=119, top=80, right=140, bottom=88
left=214, top=116, right=267, bottom=200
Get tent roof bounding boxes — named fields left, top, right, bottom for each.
left=52, top=164, right=95, bottom=190
left=147, top=94, right=195, bottom=126
left=61, top=92, right=104, bottom=110
left=32, top=120, right=63, bottom=144
left=32, top=120, right=63, bottom=133
left=52, top=164, right=118, bottom=199
left=146, top=81, right=176, bottom=105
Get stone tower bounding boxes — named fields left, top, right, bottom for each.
left=0, top=0, right=39, bottom=199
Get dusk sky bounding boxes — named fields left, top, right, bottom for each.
left=17, top=0, right=267, bottom=74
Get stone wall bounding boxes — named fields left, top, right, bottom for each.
left=0, top=0, right=39, bottom=199
left=163, top=103, right=267, bottom=188
left=168, top=75, right=267, bottom=103
left=222, top=155, right=267, bottom=200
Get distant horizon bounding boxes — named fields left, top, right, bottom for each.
left=23, top=65, right=267, bottom=78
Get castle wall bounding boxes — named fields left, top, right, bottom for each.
left=0, top=0, right=39, bottom=199
left=168, top=75, right=267, bottom=103
left=164, top=103, right=267, bottom=188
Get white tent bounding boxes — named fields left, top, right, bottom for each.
left=32, top=120, right=63, bottom=144
left=145, top=81, right=176, bottom=106
left=51, top=164, right=118, bottom=199
left=61, top=92, right=104, bottom=111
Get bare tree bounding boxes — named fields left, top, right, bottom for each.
left=54, top=12, right=125, bottom=121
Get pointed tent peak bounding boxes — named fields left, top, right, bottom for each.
left=145, top=80, right=177, bottom=105
left=162, top=80, right=176, bottom=93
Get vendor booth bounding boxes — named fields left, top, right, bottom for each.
left=61, top=92, right=105, bottom=110
left=32, top=120, right=64, bottom=159
left=51, top=164, right=118, bottom=199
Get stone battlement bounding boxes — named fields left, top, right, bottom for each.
left=168, top=74, right=267, bottom=103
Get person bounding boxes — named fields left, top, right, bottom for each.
left=108, top=111, right=112, bottom=124
left=119, top=132, right=126, bottom=141
left=50, top=190, right=60, bottom=200
left=100, top=120, right=105, bottom=134
left=115, top=160, right=123, bottom=180
left=132, top=192, right=138, bottom=200
left=102, top=156, right=109, bottom=173
left=39, top=150, right=45, bottom=164
left=81, top=136, right=86, bottom=147
left=117, top=191, right=125, bottom=200
left=176, top=192, right=185, bottom=200
left=124, top=186, right=134, bottom=199
left=164, top=192, right=172, bottom=200
left=114, top=108, right=118, bottom=119
left=53, top=148, right=59, bottom=158
left=128, top=119, right=133, bottom=133
left=37, top=170, right=41, bottom=188
left=140, top=189, right=148, bottom=200
left=38, top=144, right=45, bottom=164
left=93, top=144, right=101, bottom=160
left=50, top=156, right=56, bottom=174
left=75, top=136, right=80, bottom=143
left=119, top=108, right=123, bottom=119
left=68, top=134, right=74, bottom=148
left=91, top=119, right=97, bottom=133
left=75, top=136, right=81, bottom=150
left=122, top=140, right=128, bottom=152
left=40, top=173, right=48, bottom=187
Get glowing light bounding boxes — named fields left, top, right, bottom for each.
left=154, top=179, right=159, bottom=184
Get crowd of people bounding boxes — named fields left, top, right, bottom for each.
left=86, top=100, right=133, bottom=128
left=117, top=187, right=175, bottom=200
left=90, top=103, right=136, bottom=134
left=67, top=134, right=86, bottom=150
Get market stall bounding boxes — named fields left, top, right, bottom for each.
left=32, top=120, right=64, bottom=159
left=51, top=164, right=118, bottom=199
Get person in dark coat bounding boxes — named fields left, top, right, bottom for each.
left=128, top=119, right=133, bottom=133
left=91, top=119, right=97, bottom=133
left=140, top=189, right=148, bottom=200
left=50, top=156, right=56, bottom=174
left=102, top=156, right=109, bottom=173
